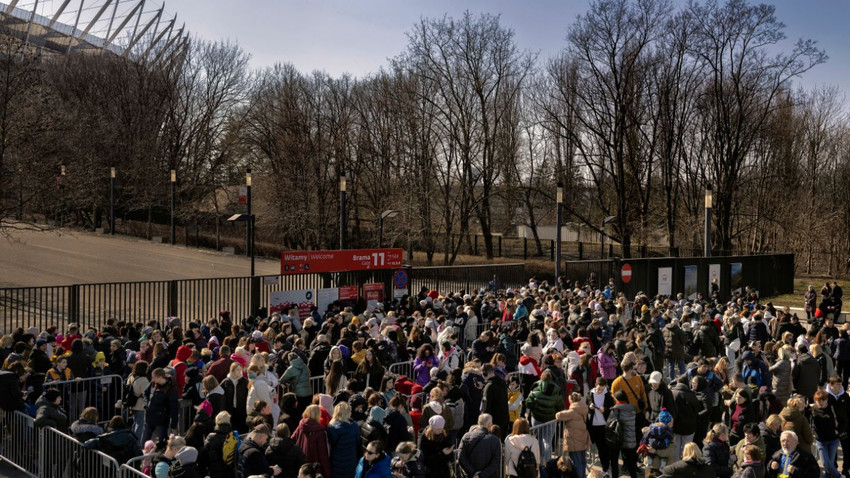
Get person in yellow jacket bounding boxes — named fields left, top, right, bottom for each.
left=507, top=376, right=523, bottom=422
left=46, top=355, right=73, bottom=382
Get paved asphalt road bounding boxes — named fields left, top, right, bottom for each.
left=0, top=228, right=281, bottom=287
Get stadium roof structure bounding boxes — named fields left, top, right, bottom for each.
left=0, top=0, right=188, bottom=63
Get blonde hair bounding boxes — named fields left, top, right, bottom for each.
left=704, top=423, right=728, bottom=443
left=303, top=404, right=322, bottom=422
left=777, top=347, right=792, bottom=361
left=215, top=411, right=231, bottom=426
left=765, top=414, right=782, bottom=429
left=811, top=344, right=823, bottom=357
left=332, top=402, right=351, bottom=423
left=682, top=442, right=701, bottom=460
left=787, top=396, right=806, bottom=411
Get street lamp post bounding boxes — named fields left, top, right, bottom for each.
left=170, top=169, right=176, bottom=245
left=601, top=216, right=617, bottom=259
left=339, top=172, right=347, bottom=250
left=60, top=165, right=66, bottom=226
left=109, top=166, right=116, bottom=235
left=705, top=185, right=713, bottom=257
left=556, top=182, right=563, bottom=281
left=379, top=209, right=400, bottom=248
left=246, top=168, right=254, bottom=276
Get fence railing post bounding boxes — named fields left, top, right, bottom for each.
left=578, top=242, right=584, bottom=260
left=474, top=235, right=479, bottom=256
left=250, top=275, right=261, bottom=316
left=550, top=240, right=555, bottom=260
left=167, top=280, right=179, bottom=317
left=498, top=236, right=502, bottom=257
left=69, top=284, right=80, bottom=323
left=523, top=238, right=527, bottom=260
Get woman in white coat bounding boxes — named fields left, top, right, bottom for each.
left=246, top=364, right=277, bottom=427
left=504, top=417, right=541, bottom=478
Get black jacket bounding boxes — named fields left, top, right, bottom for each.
left=647, top=381, right=677, bottom=422
left=203, top=423, right=237, bottom=478
left=671, top=382, right=703, bottom=435
left=30, top=349, right=53, bottom=375
left=308, top=342, right=332, bottom=377
left=811, top=404, right=843, bottom=442
left=482, top=375, right=510, bottom=434
left=143, top=378, right=179, bottom=429
left=66, top=351, right=91, bottom=378
left=384, top=409, right=413, bottom=453
left=458, top=427, right=502, bottom=478
left=238, top=438, right=273, bottom=478
left=70, top=418, right=103, bottom=442
left=34, top=397, right=69, bottom=432
left=221, top=376, right=249, bottom=434
left=766, top=448, right=820, bottom=478
left=662, top=457, right=717, bottom=478
left=0, top=370, right=25, bottom=412
left=84, top=428, right=142, bottom=465
left=266, top=435, right=307, bottom=478
left=702, top=438, right=733, bottom=478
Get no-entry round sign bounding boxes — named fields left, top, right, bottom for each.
left=621, top=263, right=632, bottom=283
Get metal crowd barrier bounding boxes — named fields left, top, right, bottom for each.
left=177, top=399, right=193, bottom=435
left=120, top=464, right=151, bottom=478
left=43, top=374, right=124, bottom=423
left=39, top=425, right=120, bottom=478
left=123, top=453, right=157, bottom=472
left=310, top=375, right=325, bottom=395
left=529, top=418, right=564, bottom=463
left=388, top=360, right=415, bottom=378
left=0, top=411, right=39, bottom=477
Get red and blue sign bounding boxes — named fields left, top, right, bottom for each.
left=393, top=269, right=409, bottom=289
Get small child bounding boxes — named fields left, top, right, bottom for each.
left=508, top=376, right=523, bottom=422
left=640, top=409, right=675, bottom=478
left=141, top=440, right=157, bottom=475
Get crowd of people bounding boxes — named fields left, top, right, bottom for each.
left=0, top=276, right=847, bottom=478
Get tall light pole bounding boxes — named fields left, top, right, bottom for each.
left=556, top=182, right=563, bottom=281
left=379, top=210, right=400, bottom=248
left=601, top=216, right=617, bottom=259
left=705, top=184, right=712, bottom=257
left=339, top=172, right=347, bottom=250
left=109, top=166, right=116, bottom=235
left=60, top=165, right=66, bottom=226
left=246, top=168, right=254, bottom=276
left=170, top=169, right=176, bottom=245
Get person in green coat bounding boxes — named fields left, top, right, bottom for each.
left=525, top=370, right=565, bottom=461
left=280, top=352, right=312, bottom=417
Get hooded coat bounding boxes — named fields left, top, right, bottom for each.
left=768, top=359, right=792, bottom=404
left=327, top=419, right=361, bottom=478
left=292, top=417, right=332, bottom=478
left=482, top=374, right=510, bottom=434
left=609, top=402, right=637, bottom=449
left=526, top=379, right=565, bottom=423
left=281, top=355, right=312, bottom=398
left=203, top=423, right=237, bottom=478
left=355, top=453, right=393, bottom=478
left=34, top=395, right=69, bottom=432
left=556, top=399, right=590, bottom=452
left=663, top=323, right=688, bottom=361
left=779, top=407, right=814, bottom=454
left=671, top=381, right=703, bottom=436
left=83, top=428, right=142, bottom=466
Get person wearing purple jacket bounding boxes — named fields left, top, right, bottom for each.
left=597, top=343, right=618, bottom=381
left=413, top=344, right=439, bottom=387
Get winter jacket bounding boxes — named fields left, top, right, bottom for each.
left=30, top=349, right=52, bottom=375
left=766, top=448, right=820, bottom=478
left=266, top=435, right=307, bottom=478
left=417, top=430, right=453, bottom=477
left=661, top=457, right=717, bottom=478
left=34, top=397, right=68, bottom=432
left=281, top=355, right=312, bottom=397
left=811, top=404, right=843, bottom=442
left=458, top=426, right=502, bottom=478
left=143, top=378, right=179, bottom=429
left=246, top=377, right=274, bottom=415
left=70, top=418, right=104, bottom=442
left=671, top=381, right=703, bottom=436
left=238, top=438, right=273, bottom=478
left=395, top=450, right=426, bottom=478
left=694, top=325, right=721, bottom=357
left=292, top=417, right=331, bottom=478
left=384, top=409, right=413, bottom=453
left=779, top=407, right=814, bottom=454
left=732, top=461, right=764, bottom=478
left=597, top=350, right=618, bottom=380
left=203, top=423, right=237, bottom=478
left=611, top=374, right=648, bottom=414
left=327, top=419, right=361, bottom=478
left=792, top=354, right=820, bottom=398
left=205, top=356, right=233, bottom=383
left=647, top=382, right=677, bottom=422
left=83, top=428, right=142, bottom=465
left=768, top=360, right=792, bottom=404
left=221, top=375, right=249, bottom=434
left=413, top=356, right=439, bottom=387
left=610, top=402, right=637, bottom=449
left=504, top=433, right=540, bottom=476
left=526, top=379, right=565, bottom=423
left=664, top=324, right=688, bottom=361
left=702, top=438, right=733, bottom=478
left=482, top=375, right=510, bottom=433
left=0, top=370, right=25, bottom=412
left=355, top=453, right=393, bottom=478
left=556, top=400, right=590, bottom=452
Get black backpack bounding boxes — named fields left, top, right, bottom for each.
left=168, top=461, right=201, bottom=478
left=605, top=413, right=625, bottom=448
left=123, top=379, right=139, bottom=408
left=515, top=445, right=539, bottom=478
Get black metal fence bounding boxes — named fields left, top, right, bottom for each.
left=562, top=254, right=795, bottom=300
left=0, top=263, right=525, bottom=332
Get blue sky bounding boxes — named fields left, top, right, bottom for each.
left=168, top=0, right=850, bottom=97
